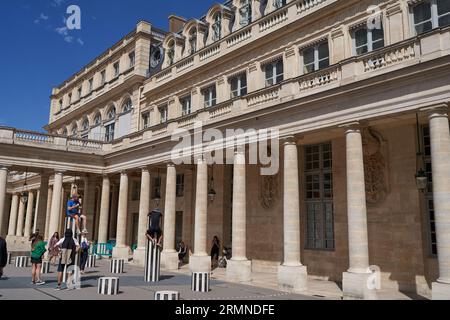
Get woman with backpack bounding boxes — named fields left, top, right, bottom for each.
left=30, top=235, right=46, bottom=285
left=55, top=229, right=79, bottom=291
left=47, top=232, right=60, bottom=265
left=79, top=232, right=90, bottom=274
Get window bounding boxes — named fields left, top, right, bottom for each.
left=62, top=128, right=68, bottom=136
left=180, top=96, right=192, bottom=116
left=68, top=93, right=72, bottom=104
left=100, top=70, right=106, bottom=85
left=203, top=85, right=217, bottom=108
left=230, top=73, right=248, bottom=98
left=77, top=86, right=82, bottom=99
left=189, top=29, right=197, bottom=54
left=352, top=25, right=385, bottom=55
left=212, top=12, right=222, bottom=41
left=113, top=62, right=120, bottom=77
left=159, top=105, right=168, bottom=123
left=305, top=143, right=334, bottom=250
left=152, top=177, right=162, bottom=199
left=264, top=59, right=284, bottom=86
left=58, top=99, right=63, bottom=110
left=107, top=107, right=116, bottom=121
left=71, top=125, right=78, bottom=137
left=142, top=112, right=150, bottom=129
left=122, top=98, right=133, bottom=113
left=274, top=0, right=287, bottom=9
left=167, top=41, right=175, bottom=66
left=412, top=0, right=450, bottom=35
left=88, top=78, right=94, bottom=93
left=422, top=125, right=437, bottom=255
left=81, top=119, right=89, bottom=132
left=129, top=51, right=135, bottom=68
left=131, top=180, right=140, bottom=201
left=105, top=123, right=115, bottom=142
left=302, top=41, right=330, bottom=74
left=239, top=0, right=252, bottom=26
left=176, top=174, right=185, bottom=197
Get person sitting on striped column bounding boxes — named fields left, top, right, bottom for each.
left=146, top=209, right=164, bottom=248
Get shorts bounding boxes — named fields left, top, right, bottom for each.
left=147, top=228, right=162, bottom=239
left=57, top=260, right=75, bottom=272
left=31, top=257, right=42, bottom=264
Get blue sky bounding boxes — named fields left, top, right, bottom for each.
left=0, top=0, right=217, bottom=131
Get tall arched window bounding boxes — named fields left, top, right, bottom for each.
left=122, top=98, right=133, bottom=113
left=189, top=28, right=197, bottom=54
left=71, top=123, right=78, bottom=137
left=94, top=113, right=102, bottom=126
left=82, top=119, right=90, bottom=131
left=105, top=106, right=116, bottom=142
left=107, top=107, right=116, bottom=121
left=212, top=12, right=222, bottom=41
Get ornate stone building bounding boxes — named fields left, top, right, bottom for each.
left=1, top=0, right=450, bottom=299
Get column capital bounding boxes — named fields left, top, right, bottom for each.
left=139, top=166, right=150, bottom=173
left=338, top=121, right=367, bottom=133
left=281, top=135, right=298, bottom=146
left=119, top=170, right=129, bottom=176
left=54, top=170, right=66, bottom=175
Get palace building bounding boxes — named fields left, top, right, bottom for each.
left=1, top=0, right=450, bottom=299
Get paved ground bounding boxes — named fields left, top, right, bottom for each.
left=0, top=258, right=316, bottom=300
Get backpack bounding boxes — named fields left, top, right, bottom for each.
left=81, top=240, right=89, bottom=250
left=60, top=248, right=73, bottom=265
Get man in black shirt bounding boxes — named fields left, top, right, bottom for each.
left=146, top=209, right=163, bottom=248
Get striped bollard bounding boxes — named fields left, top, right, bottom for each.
left=191, top=272, right=210, bottom=292
left=7, top=252, right=12, bottom=264
left=155, top=291, right=180, bottom=300
left=98, top=277, right=120, bottom=295
left=65, top=217, right=76, bottom=233
left=144, top=240, right=161, bottom=282
left=86, top=255, right=96, bottom=268
left=41, top=261, right=51, bottom=274
left=110, top=259, right=125, bottom=274
left=15, top=256, right=29, bottom=268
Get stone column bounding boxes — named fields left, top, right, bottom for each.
left=97, top=175, right=111, bottom=244
left=83, top=176, right=97, bottom=235
left=190, top=157, right=211, bottom=273
left=48, top=171, right=64, bottom=240
left=112, top=171, right=130, bottom=259
left=161, top=163, right=179, bottom=270
left=24, top=191, right=35, bottom=238
left=34, top=175, right=49, bottom=235
left=227, top=150, right=252, bottom=282
left=44, top=186, right=53, bottom=240
left=278, top=137, right=307, bottom=292
left=0, top=166, right=9, bottom=237
left=133, top=167, right=151, bottom=266
left=16, top=196, right=26, bottom=237
left=341, top=124, right=372, bottom=300
left=427, top=106, right=450, bottom=300
left=7, top=193, right=19, bottom=237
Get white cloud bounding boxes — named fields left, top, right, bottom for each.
left=55, top=26, right=68, bottom=36
left=64, top=36, right=74, bottom=43
left=77, top=38, right=84, bottom=46
left=51, top=0, right=65, bottom=7
left=34, top=13, right=49, bottom=24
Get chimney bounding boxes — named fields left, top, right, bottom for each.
left=168, top=15, right=187, bottom=33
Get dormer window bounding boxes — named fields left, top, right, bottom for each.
left=129, top=51, right=135, bottom=68
left=113, top=62, right=120, bottom=77
left=239, top=0, right=252, bottom=26
left=189, top=29, right=197, bottom=54
left=68, top=93, right=72, bottom=104
left=212, top=12, right=222, bottom=41
left=58, top=99, right=63, bottom=110
left=274, top=0, right=287, bottom=9
left=77, top=86, right=82, bottom=99
left=88, top=78, right=94, bottom=93
left=100, top=70, right=106, bottom=85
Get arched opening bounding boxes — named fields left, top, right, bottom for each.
left=189, top=28, right=197, bottom=54
left=104, top=106, right=116, bottom=142
left=212, top=12, right=222, bottom=41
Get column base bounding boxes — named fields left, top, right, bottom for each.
left=189, top=255, right=211, bottom=273
left=343, top=271, right=378, bottom=300
left=112, top=246, right=130, bottom=260
left=161, top=251, right=179, bottom=270
left=5, top=235, right=31, bottom=252
left=226, top=259, right=252, bottom=282
left=432, top=281, right=450, bottom=300
left=277, top=264, right=308, bottom=293
left=132, top=247, right=146, bottom=267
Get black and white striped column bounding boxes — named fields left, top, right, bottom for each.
left=65, top=217, right=76, bottom=233
left=7, top=252, right=12, bottom=264
left=144, top=240, right=161, bottom=282
left=15, top=256, right=29, bottom=268
left=86, top=255, right=96, bottom=268
left=98, top=277, right=120, bottom=295
left=41, top=261, right=51, bottom=274
left=110, top=259, right=125, bottom=274
left=155, top=291, right=180, bottom=300
left=191, top=272, right=210, bottom=292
